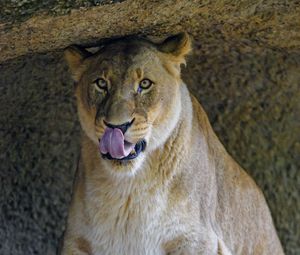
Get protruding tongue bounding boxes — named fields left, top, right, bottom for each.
left=99, top=128, right=135, bottom=159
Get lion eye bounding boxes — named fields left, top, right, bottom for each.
left=94, top=78, right=108, bottom=91
left=138, top=79, right=153, bottom=92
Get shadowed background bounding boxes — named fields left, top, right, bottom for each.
left=0, top=1, right=299, bottom=255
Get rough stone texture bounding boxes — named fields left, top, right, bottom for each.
left=0, top=0, right=124, bottom=23
left=0, top=1, right=299, bottom=255
left=0, top=52, right=80, bottom=255
left=1, top=0, right=300, bottom=63
left=0, top=0, right=200, bottom=62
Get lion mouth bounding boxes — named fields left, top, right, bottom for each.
left=101, top=140, right=146, bottom=161
left=99, top=127, right=146, bottom=161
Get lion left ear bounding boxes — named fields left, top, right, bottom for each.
left=64, top=45, right=92, bottom=81
left=158, top=32, right=192, bottom=64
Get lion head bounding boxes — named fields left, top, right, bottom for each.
left=64, top=33, right=191, bottom=175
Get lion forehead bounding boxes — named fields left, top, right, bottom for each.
left=89, top=43, right=161, bottom=75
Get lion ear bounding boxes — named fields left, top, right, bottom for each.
left=64, top=45, right=91, bottom=81
left=158, top=32, right=192, bottom=63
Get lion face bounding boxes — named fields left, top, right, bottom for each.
left=65, top=33, right=191, bottom=175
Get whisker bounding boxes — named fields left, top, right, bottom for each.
left=129, top=133, right=148, bottom=139
left=130, top=126, right=149, bottom=132
left=95, top=126, right=105, bottom=134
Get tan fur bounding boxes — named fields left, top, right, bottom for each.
left=61, top=33, right=284, bottom=255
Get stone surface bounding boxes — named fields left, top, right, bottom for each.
left=0, top=0, right=124, bottom=23
left=0, top=0, right=299, bottom=255
left=1, top=0, right=300, bottom=63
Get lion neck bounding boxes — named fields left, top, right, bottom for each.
left=145, top=84, right=193, bottom=182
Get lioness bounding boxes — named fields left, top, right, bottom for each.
left=61, top=33, right=284, bottom=255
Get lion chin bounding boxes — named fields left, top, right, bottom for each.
left=101, top=153, right=146, bottom=177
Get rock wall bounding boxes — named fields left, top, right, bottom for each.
left=0, top=1, right=299, bottom=254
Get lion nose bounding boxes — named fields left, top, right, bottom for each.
left=103, top=118, right=135, bottom=134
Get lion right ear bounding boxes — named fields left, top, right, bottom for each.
left=64, top=45, right=92, bottom=81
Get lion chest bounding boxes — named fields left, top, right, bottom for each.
left=83, top=188, right=168, bottom=255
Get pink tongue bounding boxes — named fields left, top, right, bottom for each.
left=99, top=128, right=135, bottom=159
